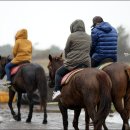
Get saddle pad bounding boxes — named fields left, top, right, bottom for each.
left=61, top=68, right=84, bottom=85
left=98, top=62, right=113, bottom=70
left=11, top=64, right=25, bottom=75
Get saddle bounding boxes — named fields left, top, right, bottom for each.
left=61, top=68, right=84, bottom=85
left=98, top=58, right=114, bottom=70
left=98, top=62, right=113, bottom=70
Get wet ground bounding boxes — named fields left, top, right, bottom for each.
left=0, top=103, right=126, bottom=129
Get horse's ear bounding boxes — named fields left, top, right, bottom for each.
left=60, top=53, right=63, bottom=58
left=49, top=54, right=52, bottom=61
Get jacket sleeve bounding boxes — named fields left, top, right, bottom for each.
left=30, top=42, right=33, bottom=54
left=13, top=40, right=19, bottom=57
left=90, top=29, right=98, bottom=57
left=64, top=34, right=72, bottom=58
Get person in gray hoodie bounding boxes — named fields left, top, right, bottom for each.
left=52, top=19, right=91, bottom=100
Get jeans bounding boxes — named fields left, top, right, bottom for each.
left=91, top=58, right=100, bottom=67
left=54, top=66, right=70, bottom=91
left=54, top=64, right=88, bottom=91
left=5, top=62, right=17, bottom=81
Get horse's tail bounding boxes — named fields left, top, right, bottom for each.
left=35, top=66, right=48, bottom=108
left=95, top=71, right=112, bottom=127
left=125, top=67, right=130, bottom=81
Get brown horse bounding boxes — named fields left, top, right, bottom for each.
left=100, top=61, right=130, bottom=130
left=0, top=56, right=47, bottom=124
left=48, top=54, right=112, bottom=130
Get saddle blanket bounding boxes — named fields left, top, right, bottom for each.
left=61, top=68, right=84, bottom=85
left=11, top=64, right=26, bottom=75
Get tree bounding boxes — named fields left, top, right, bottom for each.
left=117, top=25, right=130, bottom=61
left=0, top=44, right=12, bottom=56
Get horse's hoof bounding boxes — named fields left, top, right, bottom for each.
left=26, top=118, right=31, bottom=123
left=43, top=120, right=47, bottom=124
left=13, top=114, right=21, bottom=121
left=17, top=117, right=21, bottom=121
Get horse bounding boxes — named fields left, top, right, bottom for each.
left=47, top=54, right=112, bottom=130
left=0, top=55, right=47, bottom=124
left=99, top=60, right=130, bottom=130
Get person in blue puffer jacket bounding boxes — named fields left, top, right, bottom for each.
left=90, top=16, right=118, bottom=67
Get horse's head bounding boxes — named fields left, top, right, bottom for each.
left=0, top=55, right=11, bottom=79
left=47, top=53, right=64, bottom=88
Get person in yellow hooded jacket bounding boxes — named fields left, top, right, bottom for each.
left=4, top=29, right=32, bottom=87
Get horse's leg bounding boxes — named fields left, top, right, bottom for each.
left=16, top=92, right=22, bottom=121
left=42, top=102, right=47, bottom=124
left=123, top=84, right=130, bottom=130
left=87, top=105, right=102, bottom=130
left=26, top=93, right=34, bottom=123
left=97, top=103, right=108, bottom=130
left=73, top=108, right=81, bottom=130
left=113, top=98, right=130, bottom=130
left=8, top=89, right=16, bottom=118
left=84, top=109, right=90, bottom=130
left=58, top=101, right=68, bottom=130
left=102, top=121, right=108, bottom=130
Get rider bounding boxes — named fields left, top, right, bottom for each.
left=4, top=29, right=32, bottom=87
left=90, top=16, right=118, bottom=67
left=52, top=19, right=91, bottom=100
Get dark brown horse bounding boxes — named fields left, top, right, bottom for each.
left=0, top=56, right=47, bottom=124
left=100, top=61, right=130, bottom=130
left=48, top=54, right=112, bottom=130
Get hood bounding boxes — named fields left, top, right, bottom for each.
left=96, top=22, right=112, bottom=33
left=70, top=19, right=85, bottom=33
left=15, top=29, right=28, bottom=40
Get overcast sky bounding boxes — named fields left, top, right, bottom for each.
left=0, top=1, right=130, bottom=50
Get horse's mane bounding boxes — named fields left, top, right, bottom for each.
left=53, top=56, right=64, bottom=62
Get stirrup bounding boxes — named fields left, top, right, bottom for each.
left=0, top=81, right=11, bottom=86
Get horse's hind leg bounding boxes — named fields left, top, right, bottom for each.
left=73, top=109, right=81, bottom=130
left=113, top=98, right=130, bottom=130
left=26, top=93, right=34, bottom=123
left=102, top=121, right=108, bottom=130
left=16, top=92, right=22, bottom=121
left=87, top=105, right=102, bottom=130
left=58, top=101, right=68, bottom=130
left=97, top=103, right=108, bottom=130
left=84, top=109, right=90, bottom=130
left=11, top=92, right=22, bottom=121
left=123, top=84, right=130, bottom=130
left=8, top=89, right=16, bottom=118
left=42, top=102, right=47, bottom=124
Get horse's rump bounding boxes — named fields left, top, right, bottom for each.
left=61, top=68, right=111, bottom=107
